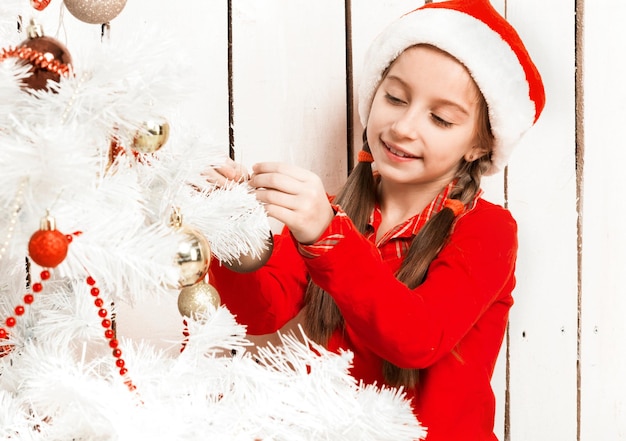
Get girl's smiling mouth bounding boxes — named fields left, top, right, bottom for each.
left=383, top=142, right=419, bottom=160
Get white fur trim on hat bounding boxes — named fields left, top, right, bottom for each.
left=358, top=8, right=537, bottom=175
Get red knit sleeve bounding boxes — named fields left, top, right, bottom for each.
left=303, top=201, right=517, bottom=368
left=297, top=204, right=348, bottom=258
left=209, top=227, right=309, bottom=335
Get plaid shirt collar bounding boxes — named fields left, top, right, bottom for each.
left=367, top=180, right=483, bottom=247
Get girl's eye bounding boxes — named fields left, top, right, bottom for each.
left=431, top=113, right=453, bottom=128
left=384, top=93, right=406, bottom=105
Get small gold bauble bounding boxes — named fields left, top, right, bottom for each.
left=64, top=0, right=127, bottom=24
left=224, top=235, right=273, bottom=273
left=178, top=281, right=221, bottom=318
left=132, top=120, right=170, bottom=154
left=170, top=207, right=211, bottom=287
left=175, top=225, right=211, bottom=287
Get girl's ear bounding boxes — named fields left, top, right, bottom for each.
left=464, top=145, right=490, bottom=162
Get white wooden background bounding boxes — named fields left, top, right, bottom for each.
left=28, top=0, right=624, bottom=439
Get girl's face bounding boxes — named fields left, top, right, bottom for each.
left=366, top=45, right=485, bottom=189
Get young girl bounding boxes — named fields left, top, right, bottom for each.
left=209, top=0, right=545, bottom=439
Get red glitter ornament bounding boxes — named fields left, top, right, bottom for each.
left=28, top=230, right=68, bottom=268
left=31, top=0, right=52, bottom=11
left=28, top=212, right=69, bottom=268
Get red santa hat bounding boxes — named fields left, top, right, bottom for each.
left=357, top=0, right=545, bottom=175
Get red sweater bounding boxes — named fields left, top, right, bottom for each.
left=210, top=197, right=516, bottom=441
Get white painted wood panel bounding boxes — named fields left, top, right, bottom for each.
left=580, top=2, right=626, bottom=439
left=506, top=1, right=578, bottom=440
left=230, top=0, right=347, bottom=196
left=113, top=2, right=230, bottom=140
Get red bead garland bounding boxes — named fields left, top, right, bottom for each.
left=86, top=275, right=137, bottom=393
left=0, top=268, right=138, bottom=393
left=0, top=269, right=49, bottom=358
left=0, top=228, right=138, bottom=395
left=0, top=320, right=9, bottom=356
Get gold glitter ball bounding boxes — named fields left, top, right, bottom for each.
left=64, top=0, right=128, bottom=24
left=178, top=282, right=221, bottom=318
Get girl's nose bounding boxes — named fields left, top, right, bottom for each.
left=390, top=108, right=420, bottom=140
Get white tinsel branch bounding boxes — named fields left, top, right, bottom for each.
left=0, top=308, right=425, bottom=440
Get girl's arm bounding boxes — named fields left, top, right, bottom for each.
left=209, top=227, right=309, bottom=335
left=303, top=202, right=517, bottom=368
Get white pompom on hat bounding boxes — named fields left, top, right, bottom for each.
left=357, top=0, right=545, bottom=175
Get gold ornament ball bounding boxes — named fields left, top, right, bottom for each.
left=64, top=0, right=128, bottom=24
left=224, top=235, right=274, bottom=273
left=175, top=225, right=212, bottom=287
left=178, top=282, right=221, bottom=318
left=132, top=120, right=170, bottom=154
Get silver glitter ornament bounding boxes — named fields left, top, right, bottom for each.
left=63, top=0, right=128, bottom=24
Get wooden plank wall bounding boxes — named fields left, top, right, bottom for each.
left=580, top=2, right=626, bottom=439
left=505, top=1, right=578, bottom=439
left=27, top=0, right=625, bottom=439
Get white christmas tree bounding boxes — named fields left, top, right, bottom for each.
left=0, top=1, right=426, bottom=439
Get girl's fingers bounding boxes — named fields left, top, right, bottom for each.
left=251, top=162, right=311, bottom=182
left=257, top=200, right=294, bottom=227
left=202, top=159, right=249, bottom=186
left=249, top=171, right=301, bottom=195
left=219, top=159, right=249, bottom=181
left=253, top=187, right=301, bottom=211
left=249, top=162, right=320, bottom=196
left=201, top=167, right=229, bottom=187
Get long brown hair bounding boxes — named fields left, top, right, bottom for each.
left=301, top=89, right=494, bottom=389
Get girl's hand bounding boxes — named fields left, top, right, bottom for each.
left=249, top=162, right=334, bottom=244
left=202, top=158, right=249, bottom=187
